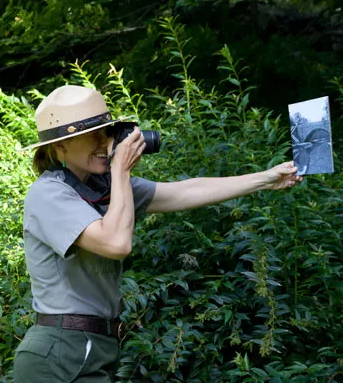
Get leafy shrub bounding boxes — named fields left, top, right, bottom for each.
left=0, top=127, right=34, bottom=378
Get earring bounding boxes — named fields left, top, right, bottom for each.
left=62, top=160, right=66, bottom=168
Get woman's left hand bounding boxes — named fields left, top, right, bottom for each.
left=264, top=161, right=303, bottom=190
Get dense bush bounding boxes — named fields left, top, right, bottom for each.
left=0, top=104, right=35, bottom=379
left=1, top=16, right=343, bottom=382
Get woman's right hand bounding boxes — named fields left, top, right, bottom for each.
left=107, top=127, right=146, bottom=171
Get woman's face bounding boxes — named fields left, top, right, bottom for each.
left=57, top=128, right=109, bottom=182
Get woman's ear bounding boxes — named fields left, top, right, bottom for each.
left=52, top=141, right=67, bottom=153
left=51, top=142, right=68, bottom=164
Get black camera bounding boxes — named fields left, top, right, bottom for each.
left=106, top=121, right=160, bottom=155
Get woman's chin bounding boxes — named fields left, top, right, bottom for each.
left=92, top=157, right=108, bottom=173
left=92, top=165, right=108, bottom=175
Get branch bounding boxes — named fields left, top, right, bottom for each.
left=0, top=26, right=146, bottom=73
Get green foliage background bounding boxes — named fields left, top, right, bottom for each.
left=1, top=1, right=343, bottom=382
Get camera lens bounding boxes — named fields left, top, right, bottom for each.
left=142, top=130, right=160, bottom=154
left=106, top=122, right=160, bottom=154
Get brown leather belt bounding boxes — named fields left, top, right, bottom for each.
left=36, top=313, right=124, bottom=340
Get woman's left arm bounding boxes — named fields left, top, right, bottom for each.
left=146, top=161, right=302, bottom=213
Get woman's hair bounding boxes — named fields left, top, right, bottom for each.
left=33, top=144, right=60, bottom=174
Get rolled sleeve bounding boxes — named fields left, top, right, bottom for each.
left=131, top=177, right=156, bottom=217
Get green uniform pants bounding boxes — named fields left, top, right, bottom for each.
left=14, top=325, right=120, bottom=383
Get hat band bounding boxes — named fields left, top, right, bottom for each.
left=38, top=112, right=113, bottom=142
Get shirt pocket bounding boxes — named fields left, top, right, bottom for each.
left=80, top=251, right=122, bottom=275
left=59, top=249, right=121, bottom=277
left=99, top=257, right=122, bottom=275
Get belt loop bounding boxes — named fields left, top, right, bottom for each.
left=56, top=314, right=63, bottom=329
left=34, top=312, right=38, bottom=325
left=106, top=319, right=111, bottom=336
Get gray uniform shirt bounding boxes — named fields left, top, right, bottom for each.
left=23, top=169, right=156, bottom=319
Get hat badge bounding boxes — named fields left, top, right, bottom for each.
left=67, top=126, right=77, bottom=133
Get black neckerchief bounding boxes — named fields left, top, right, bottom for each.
left=48, top=166, right=111, bottom=216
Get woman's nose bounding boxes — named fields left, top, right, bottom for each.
left=97, top=128, right=108, bottom=143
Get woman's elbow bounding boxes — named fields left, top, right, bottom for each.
left=115, top=242, right=132, bottom=260
left=76, top=225, right=132, bottom=260
left=106, top=238, right=132, bottom=260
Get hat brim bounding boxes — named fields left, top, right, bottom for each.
left=19, top=115, right=136, bottom=151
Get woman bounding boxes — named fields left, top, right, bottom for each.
left=14, top=85, right=302, bottom=383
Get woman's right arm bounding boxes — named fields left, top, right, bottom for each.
left=75, top=128, right=145, bottom=260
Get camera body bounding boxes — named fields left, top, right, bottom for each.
left=106, top=121, right=160, bottom=154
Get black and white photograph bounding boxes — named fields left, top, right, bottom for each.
left=288, top=96, right=334, bottom=175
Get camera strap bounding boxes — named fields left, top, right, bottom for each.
left=107, top=144, right=116, bottom=167
left=49, top=165, right=111, bottom=216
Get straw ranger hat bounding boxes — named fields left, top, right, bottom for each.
left=22, top=85, right=130, bottom=150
